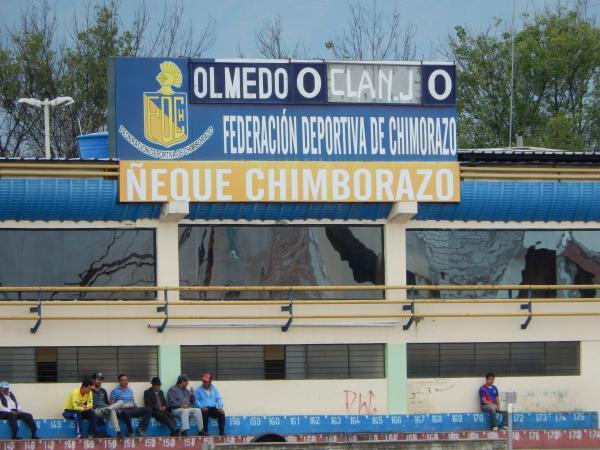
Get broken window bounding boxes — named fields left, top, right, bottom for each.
left=0, top=229, right=156, bottom=299
left=179, top=225, right=384, bottom=299
left=406, top=230, right=600, bottom=298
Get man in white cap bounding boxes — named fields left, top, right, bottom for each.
left=0, top=381, right=39, bottom=440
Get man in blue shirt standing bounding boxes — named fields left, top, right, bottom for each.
left=479, top=372, right=508, bottom=431
left=195, top=373, right=225, bottom=436
left=110, top=374, right=152, bottom=436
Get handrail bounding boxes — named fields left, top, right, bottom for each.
left=1, top=283, right=599, bottom=292
left=1, top=284, right=598, bottom=333
left=2, top=312, right=600, bottom=321
left=1, top=297, right=600, bottom=307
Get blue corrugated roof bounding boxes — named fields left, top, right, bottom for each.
left=416, top=181, right=600, bottom=222
left=1, top=178, right=600, bottom=222
left=0, top=179, right=391, bottom=221
left=0, top=179, right=161, bottom=221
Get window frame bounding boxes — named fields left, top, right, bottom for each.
left=0, top=227, right=158, bottom=299
left=407, top=341, right=580, bottom=378
left=178, top=224, right=385, bottom=299
left=0, top=346, right=159, bottom=383
left=181, top=344, right=386, bottom=381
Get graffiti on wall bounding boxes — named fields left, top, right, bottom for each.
left=344, top=389, right=378, bottom=415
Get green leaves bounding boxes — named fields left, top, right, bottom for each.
left=62, top=1, right=140, bottom=151
left=450, top=7, right=600, bottom=151
left=0, top=0, right=214, bottom=157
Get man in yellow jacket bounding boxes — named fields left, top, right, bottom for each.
left=63, top=379, right=96, bottom=438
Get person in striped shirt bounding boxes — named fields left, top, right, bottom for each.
left=479, top=372, right=508, bottom=431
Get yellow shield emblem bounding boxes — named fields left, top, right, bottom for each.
left=143, top=61, right=188, bottom=148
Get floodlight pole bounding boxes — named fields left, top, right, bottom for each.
left=17, top=96, right=74, bottom=159
left=43, top=100, right=51, bottom=159
left=508, top=0, right=516, bottom=148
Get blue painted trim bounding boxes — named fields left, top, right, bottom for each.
left=1, top=412, right=596, bottom=438
left=417, top=181, right=600, bottom=222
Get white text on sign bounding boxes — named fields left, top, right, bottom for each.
left=119, top=161, right=460, bottom=203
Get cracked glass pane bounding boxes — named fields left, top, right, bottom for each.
left=406, top=229, right=600, bottom=299
left=178, top=225, right=384, bottom=299
left=0, top=229, right=156, bottom=299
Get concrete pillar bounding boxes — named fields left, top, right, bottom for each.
left=155, top=219, right=183, bottom=386
left=384, top=221, right=407, bottom=299
left=155, top=222, right=180, bottom=301
left=386, top=343, right=408, bottom=413
left=158, top=345, right=181, bottom=387
left=383, top=220, right=410, bottom=413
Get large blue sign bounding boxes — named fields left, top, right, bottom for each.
left=108, top=58, right=457, bottom=161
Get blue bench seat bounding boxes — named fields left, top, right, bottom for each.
left=0, top=411, right=597, bottom=439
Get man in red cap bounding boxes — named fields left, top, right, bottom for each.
left=194, top=373, right=225, bottom=436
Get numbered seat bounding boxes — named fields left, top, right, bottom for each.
left=1, top=412, right=597, bottom=440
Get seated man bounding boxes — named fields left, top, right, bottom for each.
left=0, top=381, right=39, bottom=440
left=63, top=379, right=96, bottom=438
left=110, top=373, right=152, bottom=437
left=479, top=372, right=508, bottom=431
left=91, top=372, right=124, bottom=438
left=167, top=374, right=202, bottom=437
left=195, top=373, right=225, bottom=436
left=144, top=377, right=179, bottom=437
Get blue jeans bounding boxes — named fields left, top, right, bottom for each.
left=63, top=409, right=96, bottom=436
left=481, top=404, right=507, bottom=428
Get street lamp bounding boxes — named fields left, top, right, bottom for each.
left=18, top=96, right=74, bottom=158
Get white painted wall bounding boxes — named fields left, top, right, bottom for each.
left=408, top=340, right=600, bottom=414
left=8, top=379, right=387, bottom=419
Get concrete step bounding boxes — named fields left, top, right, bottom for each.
left=1, top=430, right=600, bottom=449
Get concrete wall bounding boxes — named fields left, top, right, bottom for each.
left=2, top=218, right=600, bottom=420
left=10, top=379, right=387, bottom=419
left=408, top=340, right=600, bottom=414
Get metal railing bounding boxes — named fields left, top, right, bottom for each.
left=1, top=161, right=600, bottom=180
left=461, top=165, right=600, bottom=180
left=0, top=162, right=119, bottom=178
left=0, top=284, right=599, bottom=333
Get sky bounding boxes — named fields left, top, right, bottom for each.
left=1, top=0, right=600, bottom=59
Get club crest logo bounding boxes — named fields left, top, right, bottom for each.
left=143, top=61, right=189, bottom=148
left=118, top=60, right=213, bottom=159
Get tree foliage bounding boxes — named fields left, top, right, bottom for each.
left=0, top=0, right=62, bottom=156
left=0, top=0, right=215, bottom=157
left=450, top=6, right=600, bottom=150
